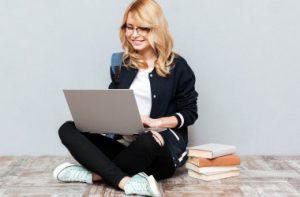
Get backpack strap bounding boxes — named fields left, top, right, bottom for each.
left=106, top=52, right=124, bottom=140
left=111, top=52, right=124, bottom=84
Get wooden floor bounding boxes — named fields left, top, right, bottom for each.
left=1, top=156, right=300, bottom=196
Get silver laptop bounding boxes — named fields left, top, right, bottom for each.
left=63, top=89, right=163, bottom=135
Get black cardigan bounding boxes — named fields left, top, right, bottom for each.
left=108, top=55, right=198, bottom=146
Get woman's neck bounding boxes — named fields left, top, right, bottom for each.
left=138, top=48, right=157, bottom=68
left=140, top=50, right=156, bottom=60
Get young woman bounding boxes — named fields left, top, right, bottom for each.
left=53, top=0, right=198, bottom=196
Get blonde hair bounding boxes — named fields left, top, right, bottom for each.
left=119, top=0, right=175, bottom=77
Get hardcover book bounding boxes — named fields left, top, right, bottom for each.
left=185, top=162, right=239, bottom=175
left=188, top=155, right=240, bottom=167
left=188, top=143, right=236, bottom=159
left=188, top=169, right=240, bottom=181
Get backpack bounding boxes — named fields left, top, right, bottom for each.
left=105, top=52, right=124, bottom=140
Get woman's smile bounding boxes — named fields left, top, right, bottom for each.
left=131, top=39, right=145, bottom=46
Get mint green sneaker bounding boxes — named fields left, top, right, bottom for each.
left=124, top=172, right=162, bottom=197
left=53, top=162, right=93, bottom=184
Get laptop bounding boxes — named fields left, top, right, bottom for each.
left=63, top=89, right=164, bottom=135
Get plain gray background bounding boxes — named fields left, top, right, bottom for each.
left=0, top=0, right=299, bottom=155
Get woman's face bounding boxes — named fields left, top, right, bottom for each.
left=125, top=13, right=152, bottom=53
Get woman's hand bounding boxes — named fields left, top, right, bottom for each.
left=141, top=115, right=165, bottom=146
left=141, top=115, right=178, bottom=129
left=150, top=130, right=165, bottom=147
left=141, top=115, right=162, bottom=129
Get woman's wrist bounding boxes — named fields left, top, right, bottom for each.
left=158, top=116, right=178, bottom=129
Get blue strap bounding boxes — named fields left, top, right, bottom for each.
left=106, top=52, right=124, bottom=140
left=111, top=52, right=123, bottom=74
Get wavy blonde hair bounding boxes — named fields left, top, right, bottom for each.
left=119, top=0, right=175, bottom=77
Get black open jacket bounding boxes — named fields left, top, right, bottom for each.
left=108, top=54, right=198, bottom=167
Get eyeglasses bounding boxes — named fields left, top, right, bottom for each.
left=124, top=24, right=150, bottom=36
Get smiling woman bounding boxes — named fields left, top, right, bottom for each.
left=124, top=13, right=152, bottom=53
left=53, top=0, right=198, bottom=197
left=124, top=17, right=151, bottom=51
left=119, top=0, right=175, bottom=77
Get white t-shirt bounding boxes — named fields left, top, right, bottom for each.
left=119, top=66, right=154, bottom=146
left=129, top=66, right=154, bottom=116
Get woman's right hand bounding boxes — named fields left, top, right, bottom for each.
left=140, top=115, right=162, bottom=129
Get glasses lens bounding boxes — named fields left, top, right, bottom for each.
left=125, top=25, right=150, bottom=36
left=138, top=27, right=150, bottom=36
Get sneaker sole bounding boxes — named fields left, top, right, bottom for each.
left=147, top=175, right=162, bottom=197
left=53, top=162, right=76, bottom=181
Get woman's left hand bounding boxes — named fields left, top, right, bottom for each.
left=150, top=130, right=165, bottom=147
left=141, top=116, right=165, bottom=146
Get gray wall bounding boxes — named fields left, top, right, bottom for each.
left=1, top=0, right=299, bottom=155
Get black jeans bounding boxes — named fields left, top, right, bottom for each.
left=58, top=121, right=175, bottom=188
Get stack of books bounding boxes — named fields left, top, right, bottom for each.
left=186, top=143, right=241, bottom=181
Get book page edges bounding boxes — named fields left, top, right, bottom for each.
left=188, top=170, right=240, bottom=181
left=185, top=163, right=239, bottom=175
left=188, top=149, right=212, bottom=158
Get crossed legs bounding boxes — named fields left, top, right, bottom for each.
left=58, top=121, right=175, bottom=188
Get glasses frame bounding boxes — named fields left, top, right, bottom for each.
left=124, top=24, right=151, bottom=36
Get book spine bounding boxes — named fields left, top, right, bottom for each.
left=188, top=155, right=241, bottom=167
left=188, top=157, right=200, bottom=166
